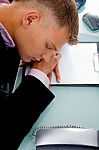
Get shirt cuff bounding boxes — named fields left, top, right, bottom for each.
left=27, top=68, right=50, bottom=88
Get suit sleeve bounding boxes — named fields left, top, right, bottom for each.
left=2, top=75, right=55, bottom=149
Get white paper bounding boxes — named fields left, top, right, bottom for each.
left=51, top=43, right=99, bottom=85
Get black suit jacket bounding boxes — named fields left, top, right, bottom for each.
left=0, top=33, right=55, bottom=149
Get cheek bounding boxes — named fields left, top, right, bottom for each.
left=25, top=34, right=45, bottom=56
left=33, top=49, right=45, bottom=58
left=33, top=42, right=45, bottom=56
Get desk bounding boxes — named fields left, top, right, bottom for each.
left=18, top=86, right=99, bottom=150
left=18, top=1, right=99, bottom=150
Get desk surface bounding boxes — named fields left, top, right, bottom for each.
left=18, top=1, right=99, bottom=150
left=18, top=86, right=99, bottom=150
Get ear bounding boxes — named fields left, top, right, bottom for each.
left=23, top=11, right=40, bottom=28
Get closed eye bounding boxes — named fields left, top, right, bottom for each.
left=45, top=41, right=57, bottom=51
left=45, top=42, right=53, bottom=50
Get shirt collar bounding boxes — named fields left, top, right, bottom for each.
left=0, top=22, right=15, bottom=48
left=0, top=0, right=10, bottom=4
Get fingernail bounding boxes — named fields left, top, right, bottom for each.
left=57, top=78, right=61, bottom=83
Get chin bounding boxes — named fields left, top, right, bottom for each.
left=22, top=57, right=31, bottom=63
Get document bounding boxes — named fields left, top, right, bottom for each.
left=51, top=42, right=99, bottom=85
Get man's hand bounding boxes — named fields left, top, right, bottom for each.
left=53, top=64, right=61, bottom=83
left=47, top=64, right=61, bottom=83
left=31, top=51, right=61, bottom=82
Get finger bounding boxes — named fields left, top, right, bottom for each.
left=47, top=72, right=52, bottom=82
left=42, top=51, right=61, bottom=63
left=42, top=50, right=53, bottom=62
left=55, top=53, right=61, bottom=60
left=50, top=51, right=61, bottom=62
left=54, top=64, right=61, bottom=83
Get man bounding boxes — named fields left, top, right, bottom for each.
left=0, top=0, right=78, bottom=149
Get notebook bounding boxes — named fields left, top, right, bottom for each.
left=51, top=42, right=99, bottom=85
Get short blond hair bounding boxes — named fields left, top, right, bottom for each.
left=13, top=0, right=79, bottom=45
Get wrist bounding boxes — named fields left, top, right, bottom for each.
left=27, top=68, right=50, bottom=88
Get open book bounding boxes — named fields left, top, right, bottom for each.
left=51, top=42, right=99, bottom=85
